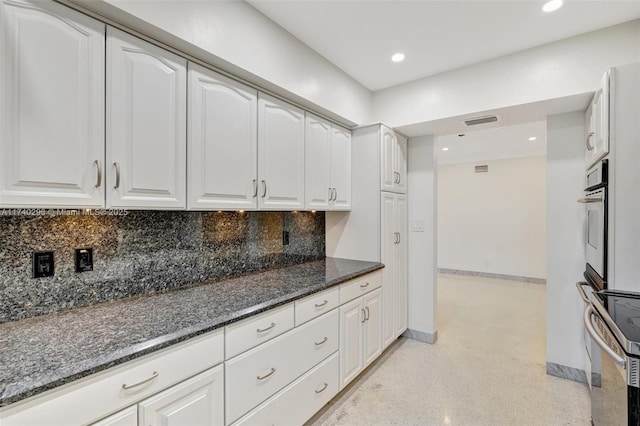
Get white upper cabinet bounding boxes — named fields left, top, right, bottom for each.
left=330, top=125, right=352, bottom=210
left=107, top=27, right=187, bottom=209
left=188, top=63, right=258, bottom=210
left=380, top=125, right=406, bottom=194
left=304, top=114, right=352, bottom=211
left=0, top=0, right=105, bottom=208
left=585, top=70, right=610, bottom=169
left=258, top=93, right=305, bottom=210
left=304, top=114, right=332, bottom=210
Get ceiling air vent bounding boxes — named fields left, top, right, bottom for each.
left=464, top=115, right=499, bottom=126
left=475, top=165, right=489, bottom=173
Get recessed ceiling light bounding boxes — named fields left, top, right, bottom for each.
left=391, top=53, right=405, bottom=63
left=442, top=147, right=449, bottom=151
left=528, top=136, right=537, bottom=141
left=542, top=0, right=563, bottom=13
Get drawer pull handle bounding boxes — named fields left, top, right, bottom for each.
left=315, top=382, right=329, bottom=394
left=257, top=322, right=276, bottom=333
left=315, top=300, right=329, bottom=308
left=122, top=371, right=159, bottom=390
left=360, top=282, right=370, bottom=288
left=315, top=336, right=328, bottom=346
left=257, top=368, right=276, bottom=380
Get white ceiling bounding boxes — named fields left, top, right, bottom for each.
left=248, top=0, right=640, bottom=91
left=436, top=120, right=547, bottom=165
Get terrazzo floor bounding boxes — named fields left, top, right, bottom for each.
left=308, top=273, right=591, bottom=426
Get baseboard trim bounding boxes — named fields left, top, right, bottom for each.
left=546, top=362, right=588, bottom=384
left=438, top=268, right=546, bottom=284
left=403, top=329, right=438, bottom=344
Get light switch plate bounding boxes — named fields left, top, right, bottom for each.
left=411, top=221, right=425, bottom=232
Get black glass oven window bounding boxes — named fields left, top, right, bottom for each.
left=588, top=210, right=599, bottom=249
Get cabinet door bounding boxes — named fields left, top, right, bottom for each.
left=91, top=406, right=137, bottom=426
left=107, top=27, right=186, bottom=209
left=363, top=288, right=382, bottom=367
left=0, top=0, right=105, bottom=208
left=380, top=126, right=396, bottom=192
left=188, top=63, right=258, bottom=210
left=138, top=365, right=224, bottom=426
left=339, top=298, right=364, bottom=389
left=586, top=71, right=610, bottom=168
left=304, top=114, right=331, bottom=210
left=257, top=93, right=305, bottom=210
left=395, top=195, right=408, bottom=336
left=331, top=126, right=352, bottom=210
left=394, top=134, right=408, bottom=194
left=380, top=193, right=396, bottom=348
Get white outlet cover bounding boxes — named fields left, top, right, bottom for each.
left=411, top=221, right=425, bottom=232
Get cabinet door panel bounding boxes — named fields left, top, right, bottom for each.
left=305, top=114, right=331, bottom=210
left=395, top=195, right=408, bottom=336
left=331, top=126, right=352, bottom=210
left=363, top=289, right=382, bottom=366
left=138, top=365, right=224, bottom=426
left=395, top=134, right=407, bottom=194
left=380, top=126, right=396, bottom=192
left=0, top=0, right=105, bottom=207
left=107, top=27, right=186, bottom=209
left=188, top=63, right=257, bottom=210
left=381, top=193, right=396, bottom=348
left=339, top=298, right=364, bottom=389
left=91, top=406, right=137, bottom=426
left=258, top=94, right=305, bottom=210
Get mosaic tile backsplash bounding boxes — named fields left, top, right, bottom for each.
left=0, top=211, right=325, bottom=323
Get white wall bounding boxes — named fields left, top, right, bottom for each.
left=438, top=156, right=547, bottom=279
left=372, top=19, right=640, bottom=128
left=546, top=111, right=586, bottom=372
left=71, top=0, right=372, bottom=125
left=407, top=136, right=438, bottom=338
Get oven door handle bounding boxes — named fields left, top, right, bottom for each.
left=584, top=305, right=627, bottom=369
left=577, top=197, right=603, bottom=203
left=576, top=282, right=592, bottom=305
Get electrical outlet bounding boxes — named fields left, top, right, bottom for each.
left=75, top=248, right=93, bottom=273
left=283, top=231, right=290, bottom=245
left=32, top=251, right=54, bottom=278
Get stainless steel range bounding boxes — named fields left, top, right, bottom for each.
left=579, top=286, right=640, bottom=425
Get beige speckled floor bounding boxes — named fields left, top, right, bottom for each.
left=308, top=274, right=591, bottom=426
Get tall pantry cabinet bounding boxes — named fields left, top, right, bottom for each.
left=326, top=123, right=408, bottom=349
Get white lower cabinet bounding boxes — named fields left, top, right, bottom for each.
left=224, top=309, right=339, bottom=425
left=232, top=353, right=339, bottom=426
left=0, top=330, right=223, bottom=426
left=92, top=406, right=137, bottom=426
left=138, top=365, right=224, bottom=426
left=339, top=287, right=382, bottom=389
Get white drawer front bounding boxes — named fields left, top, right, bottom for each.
left=1, top=330, right=224, bottom=426
left=294, top=287, right=339, bottom=326
left=339, top=271, right=382, bottom=304
left=225, top=309, right=339, bottom=425
left=225, top=303, right=294, bottom=359
left=233, top=352, right=339, bottom=426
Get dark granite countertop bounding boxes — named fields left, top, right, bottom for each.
left=0, top=257, right=383, bottom=407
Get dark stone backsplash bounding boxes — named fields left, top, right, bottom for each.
left=0, top=211, right=325, bottom=323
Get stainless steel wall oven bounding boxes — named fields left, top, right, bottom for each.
left=580, top=159, right=608, bottom=291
